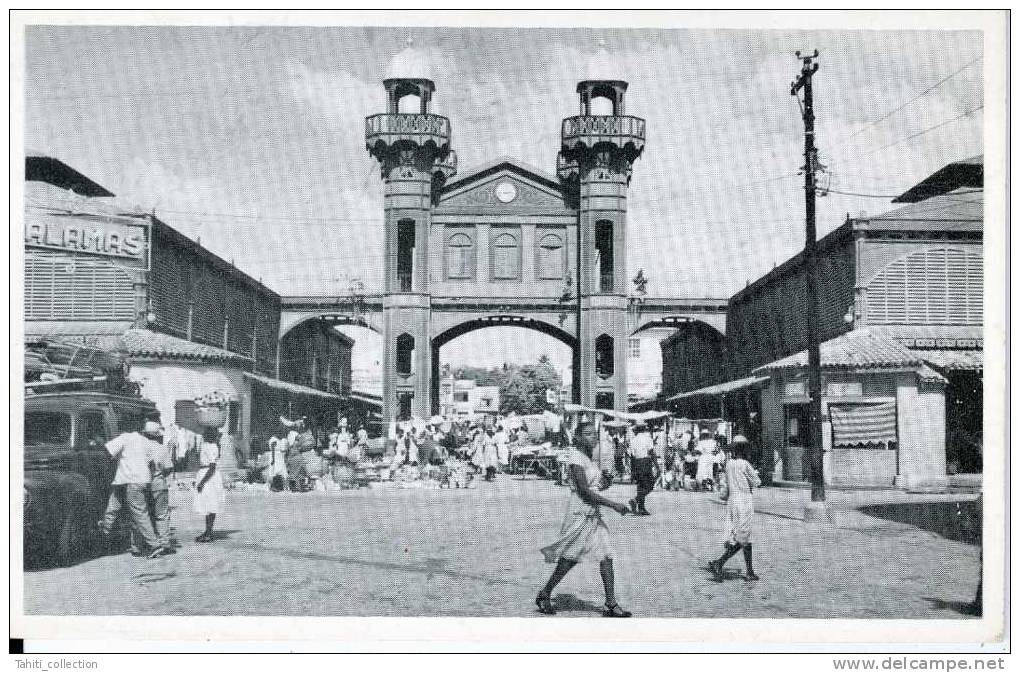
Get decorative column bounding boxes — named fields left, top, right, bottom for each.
left=366, top=48, right=456, bottom=425
left=558, top=67, right=645, bottom=411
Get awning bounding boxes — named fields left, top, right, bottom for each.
left=243, top=372, right=341, bottom=400
left=561, top=405, right=671, bottom=422
left=666, top=375, right=770, bottom=402
left=912, top=349, right=983, bottom=371
left=830, top=402, right=897, bottom=446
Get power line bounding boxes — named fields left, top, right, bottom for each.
left=822, top=188, right=901, bottom=199
left=847, top=55, right=981, bottom=141
left=868, top=104, right=984, bottom=154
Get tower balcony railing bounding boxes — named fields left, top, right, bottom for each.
left=561, top=115, right=646, bottom=145
left=366, top=113, right=451, bottom=148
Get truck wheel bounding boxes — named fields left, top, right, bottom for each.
left=55, top=505, right=92, bottom=567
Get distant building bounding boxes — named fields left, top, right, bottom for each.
left=438, top=374, right=500, bottom=418
left=626, top=327, right=672, bottom=403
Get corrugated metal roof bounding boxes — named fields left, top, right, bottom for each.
left=753, top=329, right=924, bottom=373
left=893, top=156, right=983, bottom=203
left=666, top=375, right=770, bottom=401
left=243, top=372, right=340, bottom=400
left=859, top=188, right=982, bottom=231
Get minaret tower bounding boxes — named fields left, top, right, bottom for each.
left=558, top=41, right=645, bottom=411
left=366, top=39, right=456, bottom=423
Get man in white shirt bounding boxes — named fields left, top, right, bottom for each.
left=101, top=421, right=162, bottom=558
left=628, top=423, right=657, bottom=516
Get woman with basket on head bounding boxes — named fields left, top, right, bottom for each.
left=193, top=393, right=228, bottom=543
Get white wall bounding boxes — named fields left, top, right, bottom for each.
left=129, top=361, right=250, bottom=472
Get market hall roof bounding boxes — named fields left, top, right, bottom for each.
left=26, top=154, right=114, bottom=197
left=893, top=155, right=983, bottom=203
left=855, top=188, right=983, bottom=233
left=753, top=329, right=927, bottom=374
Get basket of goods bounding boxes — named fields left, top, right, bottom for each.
left=194, top=390, right=231, bottom=427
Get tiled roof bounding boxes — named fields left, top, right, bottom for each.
left=866, top=325, right=984, bottom=342
left=912, top=349, right=983, bottom=371
left=753, top=329, right=924, bottom=373
left=119, top=329, right=253, bottom=365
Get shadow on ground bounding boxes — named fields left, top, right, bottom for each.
left=858, top=501, right=981, bottom=544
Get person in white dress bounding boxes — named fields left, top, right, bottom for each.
left=708, top=436, right=761, bottom=581
left=537, top=418, right=633, bottom=618
left=695, top=430, right=718, bottom=490
left=194, top=427, right=225, bottom=543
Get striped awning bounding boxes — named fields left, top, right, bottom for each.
left=829, top=402, right=897, bottom=446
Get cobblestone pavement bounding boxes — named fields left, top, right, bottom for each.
left=22, top=477, right=981, bottom=618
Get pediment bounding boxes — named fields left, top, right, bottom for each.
left=436, top=158, right=570, bottom=214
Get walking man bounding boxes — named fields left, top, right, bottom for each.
left=628, top=422, right=657, bottom=516
left=101, top=419, right=162, bottom=559
left=147, top=420, right=175, bottom=557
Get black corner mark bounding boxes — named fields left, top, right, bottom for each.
left=10, top=638, right=25, bottom=654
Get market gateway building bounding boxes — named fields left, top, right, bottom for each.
left=24, top=154, right=351, bottom=472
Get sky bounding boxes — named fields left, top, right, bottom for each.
left=24, top=24, right=984, bottom=372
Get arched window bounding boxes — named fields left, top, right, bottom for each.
left=491, top=231, right=520, bottom=280
left=595, top=220, right=614, bottom=292
left=537, top=232, right=565, bottom=279
left=865, top=247, right=983, bottom=325
left=595, top=334, right=615, bottom=379
left=396, top=333, right=415, bottom=376
left=589, top=96, right=614, bottom=116
left=397, top=93, right=423, bottom=114
left=446, top=232, right=474, bottom=279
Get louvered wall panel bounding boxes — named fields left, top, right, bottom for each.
left=25, top=252, right=134, bottom=320
left=866, top=247, right=982, bottom=325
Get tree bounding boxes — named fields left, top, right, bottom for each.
left=499, top=359, right=562, bottom=415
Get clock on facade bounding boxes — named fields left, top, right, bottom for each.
left=494, top=181, right=517, bottom=203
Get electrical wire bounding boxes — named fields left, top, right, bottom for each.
left=867, top=104, right=984, bottom=154
left=846, top=55, right=982, bottom=141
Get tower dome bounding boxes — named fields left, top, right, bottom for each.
left=385, top=38, right=433, bottom=81
left=581, top=39, right=626, bottom=83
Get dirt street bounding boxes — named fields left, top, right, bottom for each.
left=22, top=477, right=980, bottom=618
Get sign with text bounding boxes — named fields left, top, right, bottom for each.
left=25, top=214, right=149, bottom=262
left=825, top=381, right=863, bottom=398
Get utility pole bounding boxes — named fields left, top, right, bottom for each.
left=791, top=50, right=828, bottom=513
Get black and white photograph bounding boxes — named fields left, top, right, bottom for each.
left=10, top=10, right=1007, bottom=652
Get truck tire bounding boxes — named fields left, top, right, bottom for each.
left=55, top=504, right=92, bottom=567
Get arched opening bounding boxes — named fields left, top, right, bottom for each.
left=334, top=323, right=384, bottom=398
left=595, top=333, right=615, bottom=379
left=589, top=95, right=614, bottom=116
left=397, top=93, right=423, bottom=114
left=595, top=220, right=614, bottom=293
left=395, top=333, right=415, bottom=376
left=627, top=318, right=728, bottom=406
left=397, top=219, right=415, bottom=291
left=432, top=317, right=578, bottom=419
